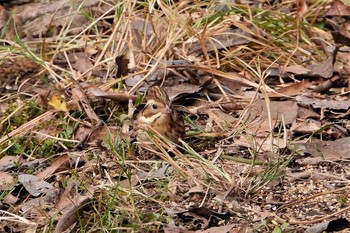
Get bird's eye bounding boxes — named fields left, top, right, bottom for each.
left=152, top=104, right=158, bottom=109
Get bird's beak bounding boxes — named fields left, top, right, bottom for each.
left=161, top=105, right=172, bottom=114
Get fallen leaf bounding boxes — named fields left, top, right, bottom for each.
left=72, top=87, right=100, bottom=125
left=286, top=171, right=312, bottom=182
left=74, top=125, right=122, bottom=143
left=297, top=106, right=320, bottom=120
left=36, top=154, right=70, bottom=179
left=0, top=172, right=16, bottom=190
left=268, top=47, right=337, bottom=79
left=0, top=156, right=21, bottom=171
left=205, top=109, right=238, bottom=131
left=305, top=53, right=335, bottom=79
left=296, top=94, right=350, bottom=110
left=326, top=0, right=350, bottom=16
left=119, top=174, right=139, bottom=189
left=261, top=137, right=288, bottom=152
left=185, top=185, right=204, bottom=195
left=125, top=74, right=143, bottom=87
left=16, top=1, right=103, bottom=37
left=164, top=226, right=195, bottom=233
left=199, top=223, right=239, bottom=233
left=165, top=83, right=202, bottom=101
left=284, top=64, right=311, bottom=75
left=24, top=224, right=38, bottom=233
left=54, top=195, right=91, bottom=233
left=295, top=137, right=350, bottom=164
left=188, top=27, right=251, bottom=55
left=177, top=206, right=231, bottom=229
left=290, top=120, right=322, bottom=134
left=55, top=183, right=76, bottom=211
left=2, top=193, right=18, bottom=205
left=90, top=88, right=137, bottom=102
left=70, top=52, right=94, bottom=74
left=269, top=80, right=312, bottom=97
left=20, top=188, right=60, bottom=213
left=179, top=206, right=231, bottom=221
left=245, top=99, right=298, bottom=135
left=48, top=95, right=68, bottom=112
left=18, top=174, right=53, bottom=197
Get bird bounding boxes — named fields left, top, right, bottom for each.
left=135, top=86, right=185, bottom=146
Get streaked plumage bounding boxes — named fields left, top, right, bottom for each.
left=136, top=86, right=184, bottom=144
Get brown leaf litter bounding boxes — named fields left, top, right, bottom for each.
left=2, top=0, right=350, bottom=232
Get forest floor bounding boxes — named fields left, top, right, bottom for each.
left=1, top=0, right=350, bottom=232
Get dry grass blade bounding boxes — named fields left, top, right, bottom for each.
left=188, top=64, right=274, bottom=91
left=0, top=111, right=55, bottom=147
left=0, top=210, right=35, bottom=225
left=1, top=0, right=347, bottom=232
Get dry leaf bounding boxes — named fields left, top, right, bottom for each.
left=20, top=188, right=60, bottom=213
left=48, top=95, right=68, bottom=112
left=74, top=125, right=121, bottom=143
left=327, top=0, right=350, bottom=16
left=70, top=52, right=94, bottom=74
left=72, top=87, right=100, bottom=124
left=16, top=1, right=104, bottom=37
left=55, top=183, right=76, bottom=211
left=297, top=106, right=320, bottom=120
left=18, top=174, right=53, bottom=197
left=54, top=195, right=91, bottom=233
left=25, top=224, right=38, bottom=233
left=269, top=80, right=312, bottom=97
left=0, top=172, right=16, bottom=190
left=166, top=83, right=202, bottom=101
left=119, top=174, right=139, bottom=189
left=188, top=27, right=251, bottom=55
left=284, top=64, right=311, bottom=75
left=2, top=193, right=18, bottom=205
left=205, top=109, right=238, bottom=131
left=245, top=99, right=298, bottom=135
left=36, top=154, right=70, bottom=179
left=164, top=226, right=195, bottom=233
left=269, top=47, right=336, bottom=79
left=295, top=137, right=350, bottom=164
left=199, top=223, right=239, bottom=233
left=305, top=53, right=335, bottom=79
left=90, top=88, right=137, bottom=102
left=290, top=120, right=322, bottom=134
left=125, top=74, right=143, bottom=87
left=177, top=206, right=231, bottom=230
left=296, top=94, right=350, bottom=110
left=0, top=155, right=21, bottom=171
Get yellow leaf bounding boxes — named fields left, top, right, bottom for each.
left=48, top=95, right=68, bottom=112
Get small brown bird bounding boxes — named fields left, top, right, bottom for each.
left=136, top=86, right=185, bottom=145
